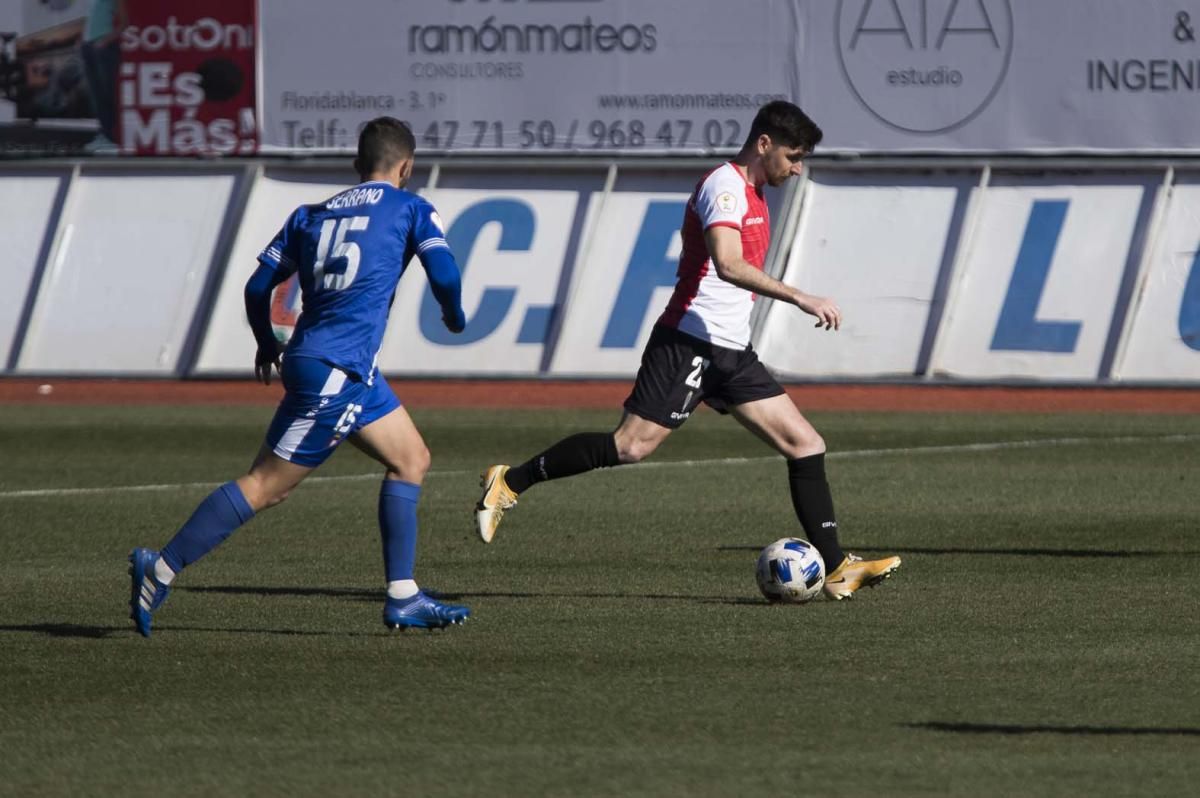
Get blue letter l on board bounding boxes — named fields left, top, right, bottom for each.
left=990, top=199, right=1082, bottom=353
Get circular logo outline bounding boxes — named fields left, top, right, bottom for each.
left=834, top=0, right=1014, bottom=135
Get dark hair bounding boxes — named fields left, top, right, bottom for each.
left=744, top=101, right=823, bottom=153
left=356, top=117, right=416, bottom=176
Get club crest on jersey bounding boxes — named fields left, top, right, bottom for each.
left=716, top=192, right=737, bottom=213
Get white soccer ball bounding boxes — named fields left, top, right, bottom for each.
left=756, top=537, right=825, bottom=603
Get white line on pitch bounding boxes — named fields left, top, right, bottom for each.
left=0, top=470, right=471, bottom=500
left=1, top=433, right=1196, bottom=500
left=628, top=433, right=1200, bottom=469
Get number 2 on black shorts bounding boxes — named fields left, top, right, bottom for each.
left=681, top=356, right=709, bottom=410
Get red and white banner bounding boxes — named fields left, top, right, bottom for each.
left=118, top=0, right=257, bottom=156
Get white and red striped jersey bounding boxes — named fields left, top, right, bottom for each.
left=658, top=162, right=770, bottom=349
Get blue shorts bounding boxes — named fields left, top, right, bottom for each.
left=264, top=356, right=401, bottom=467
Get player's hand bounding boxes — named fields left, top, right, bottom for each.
left=796, top=293, right=841, bottom=331
left=254, top=342, right=282, bottom=385
left=442, top=307, right=467, bottom=334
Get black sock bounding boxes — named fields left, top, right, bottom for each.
left=787, top=453, right=845, bottom=571
left=504, top=433, right=620, bottom=494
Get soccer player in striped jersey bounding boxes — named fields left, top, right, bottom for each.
left=476, top=101, right=900, bottom=600
left=129, top=117, right=471, bottom=635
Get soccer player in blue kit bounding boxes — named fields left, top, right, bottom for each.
left=129, top=117, right=470, bottom=636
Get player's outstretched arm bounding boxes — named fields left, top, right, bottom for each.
left=704, top=225, right=841, bottom=331
left=243, top=262, right=287, bottom=384
left=419, top=247, right=467, bottom=333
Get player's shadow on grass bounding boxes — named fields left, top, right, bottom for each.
left=182, top=585, right=766, bottom=606
left=179, top=585, right=377, bottom=602
left=717, top=545, right=1198, bottom=558
left=0, top=621, right=415, bottom=639
left=162, top=625, right=388, bottom=638
left=431, top=589, right=768, bottom=606
left=180, top=585, right=768, bottom=604
left=906, top=721, right=1200, bottom=737
left=0, top=623, right=121, bottom=639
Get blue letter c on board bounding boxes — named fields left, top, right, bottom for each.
left=420, top=199, right=534, bottom=346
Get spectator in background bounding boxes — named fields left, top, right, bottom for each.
left=80, top=0, right=124, bottom=152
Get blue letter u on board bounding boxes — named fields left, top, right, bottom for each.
left=1180, top=247, right=1200, bottom=351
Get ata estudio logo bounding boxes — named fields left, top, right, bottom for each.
left=836, top=0, right=1013, bottom=134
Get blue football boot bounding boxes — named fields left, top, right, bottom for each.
left=128, top=548, right=171, bottom=638
left=382, top=591, right=470, bottom=630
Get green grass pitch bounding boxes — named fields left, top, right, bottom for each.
left=1, top=403, right=1198, bottom=796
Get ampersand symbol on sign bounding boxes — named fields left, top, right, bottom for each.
left=1175, top=11, right=1196, bottom=42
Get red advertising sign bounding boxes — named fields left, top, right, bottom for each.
left=118, top=0, right=257, bottom=155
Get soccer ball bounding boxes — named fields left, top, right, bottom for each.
left=756, top=537, right=825, bottom=603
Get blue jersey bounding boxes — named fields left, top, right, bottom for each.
left=257, top=181, right=449, bottom=381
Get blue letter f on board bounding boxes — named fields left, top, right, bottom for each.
left=601, top=200, right=686, bottom=348
left=990, top=200, right=1082, bottom=353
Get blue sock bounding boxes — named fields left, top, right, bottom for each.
left=379, top=480, right=421, bottom=582
left=160, top=481, right=255, bottom=573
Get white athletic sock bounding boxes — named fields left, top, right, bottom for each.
left=153, top=557, right=176, bottom=585
left=387, top=579, right=419, bottom=600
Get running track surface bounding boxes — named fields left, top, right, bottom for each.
left=1, top=379, right=1197, bottom=413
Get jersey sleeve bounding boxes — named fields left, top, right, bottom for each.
left=411, top=198, right=450, bottom=257
left=257, top=209, right=302, bottom=277
left=693, top=168, right=748, bottom=231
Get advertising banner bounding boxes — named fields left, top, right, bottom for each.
left=258, top=0, right=795, bottom=154
left=10, top=1, right=1200, bottom=157
left=0, top=0, right=256, bottom=158
left=0, top=171, right=66, bottom=367
left=1115, top=178, right=1200, bottom=382
left=118, top=0, right=257, bottom=155
left=756, top=173, right=971, bottom=378
left=804, top=0, right=1200, bottom=152
left=257, top=0, right=1200, bottom=155
left=17, top=169, right=239, bottom=374
left=55, top=165, right=1194, bottom=382
left=932, top=178, right=1154, bottom=380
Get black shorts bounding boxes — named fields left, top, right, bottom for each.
left=623, top=324, right=786, bottom=429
